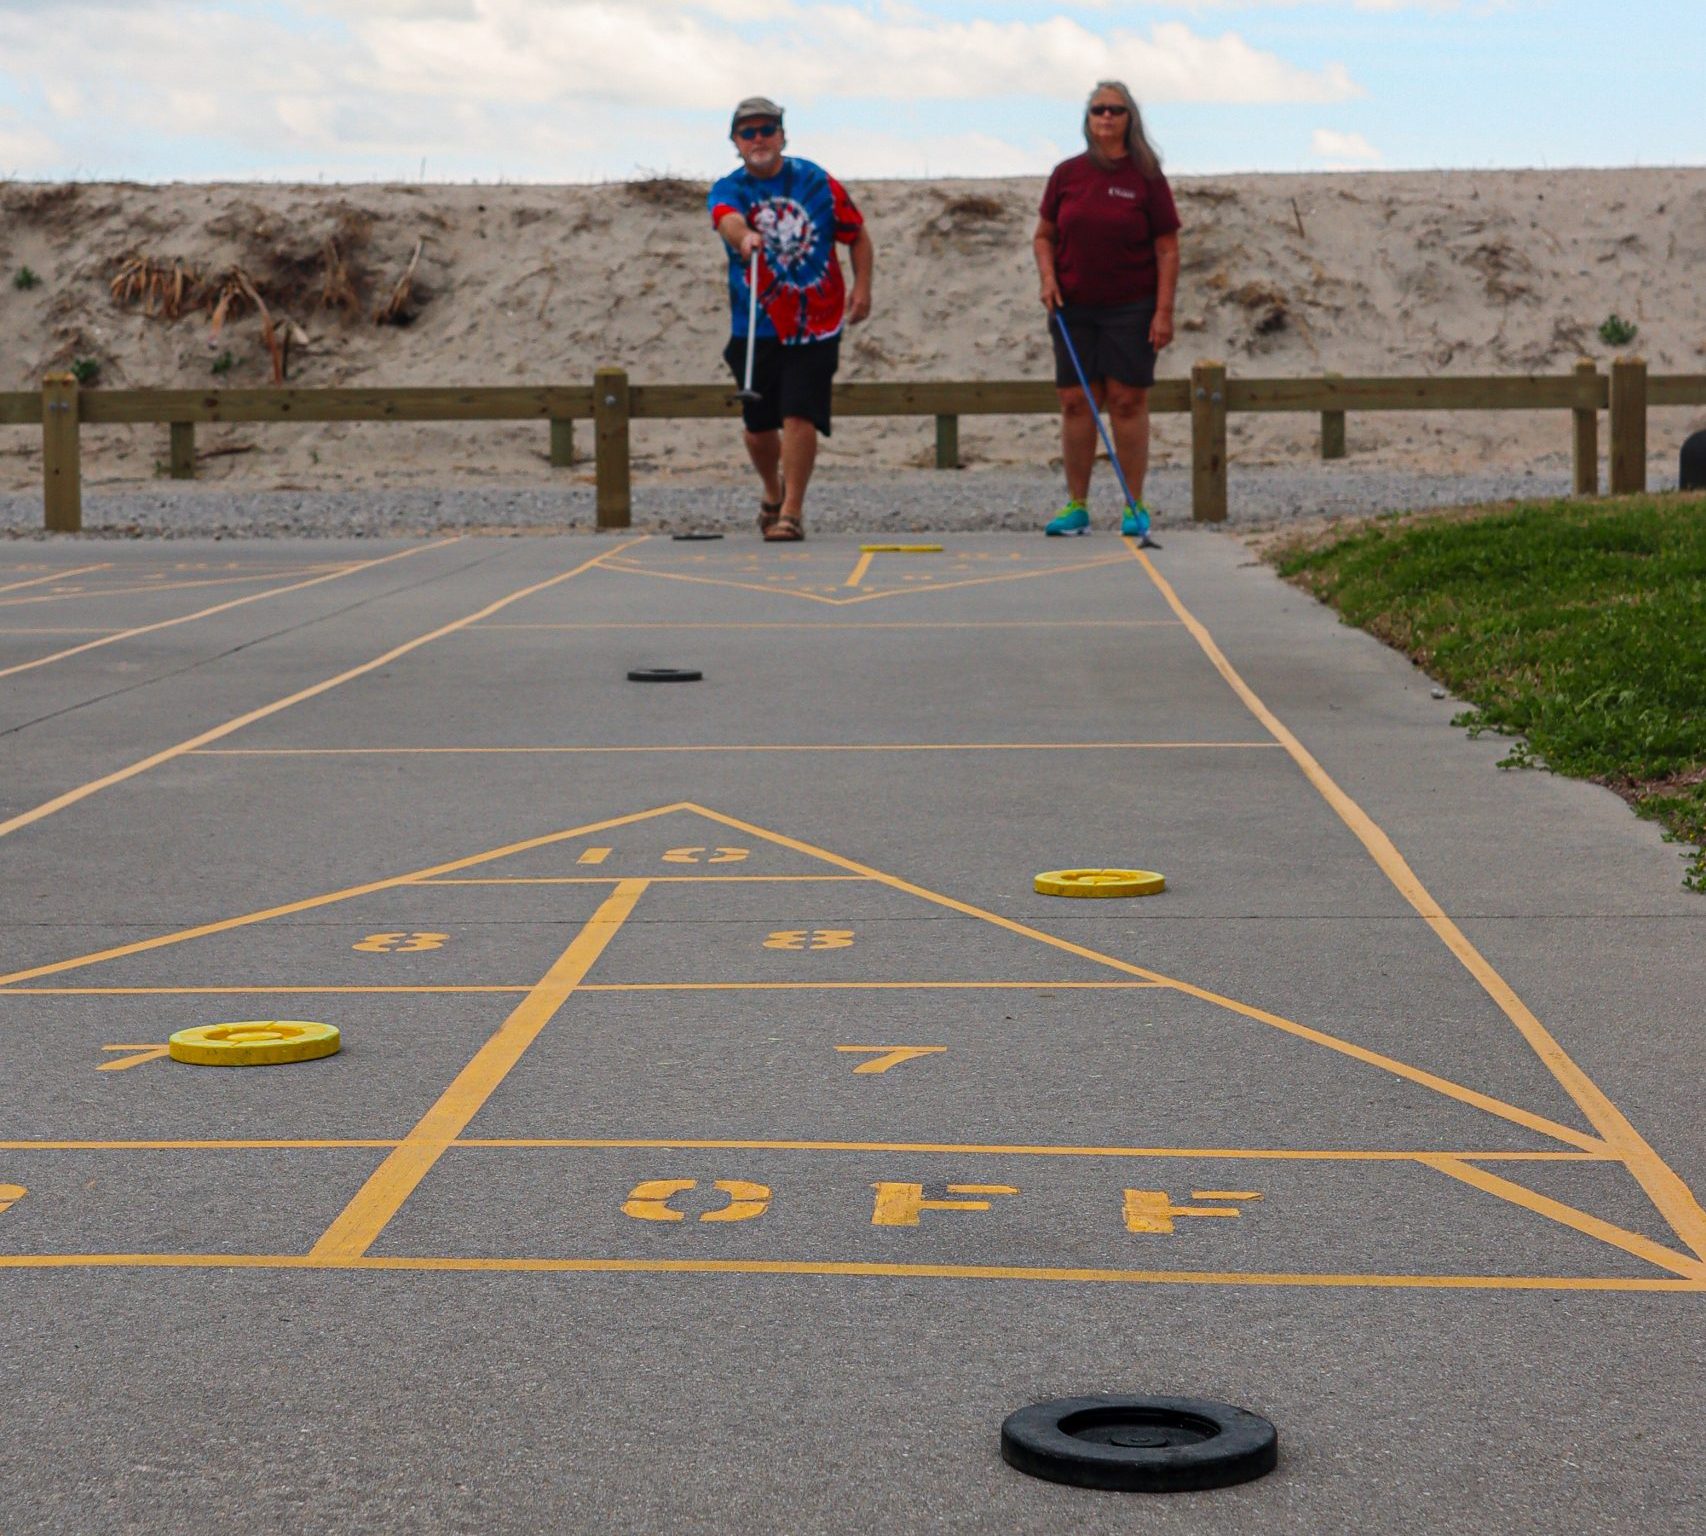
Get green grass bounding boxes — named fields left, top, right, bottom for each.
left=1272, top=493, right=1706, bottom=890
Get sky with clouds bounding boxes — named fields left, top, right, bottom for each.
left=0, top=1, right=1698, bottom=183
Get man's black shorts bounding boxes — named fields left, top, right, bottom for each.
left=723, top=335, right=840, bottom=436
left=1050, top=301, right=1158, bottom=390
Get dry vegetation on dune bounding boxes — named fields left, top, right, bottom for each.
left=0, top=168, right=1701, bottom=490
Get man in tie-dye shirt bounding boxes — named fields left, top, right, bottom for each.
left=709, top=95, right=874, bottom=540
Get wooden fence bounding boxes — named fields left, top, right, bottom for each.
left=4, top=358, right=1702, bottom=533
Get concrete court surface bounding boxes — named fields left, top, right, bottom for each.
left=0, top=530, right=1700, bottom=1535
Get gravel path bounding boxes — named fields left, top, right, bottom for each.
left=0, top=460, right=1682, bottom=539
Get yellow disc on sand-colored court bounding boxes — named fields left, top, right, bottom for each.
left=1034, top=868, right=1166, bottom=898
left=859, top=543, right=943, bottom=553
left=168, top=1020, right=341, bottom=1067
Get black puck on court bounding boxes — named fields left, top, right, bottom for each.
left=671, top=532, right=725, bottom=541
left=1000, top=1396, right=1277, bottom=1492
left=627, top=667, right=702, bottom=683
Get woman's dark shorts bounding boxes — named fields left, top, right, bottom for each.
left=1050, top=301, right=1158, bottom=390
left=723, top=335, right=840, bottom=436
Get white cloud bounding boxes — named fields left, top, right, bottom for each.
left=1311, top=127, right=1382, bottom=164
left=0, top=1, right=1361, bottom=179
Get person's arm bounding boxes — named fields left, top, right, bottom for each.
left=845, top=227, right=874, bottom=323
left=1033, top=216, right=1062, bottom=309
left=1151, top=231, right=1179, bottom=350
left=717, top=211, right=763, bottom=260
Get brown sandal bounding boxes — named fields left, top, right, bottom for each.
left=763, top=514, right=804, bottom=542
left=758, top=481, right=786, bottom=534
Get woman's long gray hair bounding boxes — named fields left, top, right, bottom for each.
left=1083, top=80, right=1161, bottom=177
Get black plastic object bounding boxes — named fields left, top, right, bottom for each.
left=672, top=532, right=725, bottom=541
left=1681, top=429, right=1706, bottom=492
left=1000, top=1396, right=1277, bottom=1492
left=627, top=668, right=702, bottom=683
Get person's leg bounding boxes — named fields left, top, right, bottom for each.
left=743, top=429, right=784, bottom=506
left=1103, top=380, right=1151, bottom=503
left=779, top=417, right=817, bottom=522
left=1058, top=386, right=1099, bottom=505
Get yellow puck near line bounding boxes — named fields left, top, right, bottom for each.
left=168, top=1020, right=341, bottom=1067
left=859, top=543, right=943, bottom=553
left=1034, top=868, right=1166, bottom=898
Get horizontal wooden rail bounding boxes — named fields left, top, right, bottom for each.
left=1648, top=374, right=1706, bottom=408
left=8, top=360, right=1695, bottom=532
left=0, top=391, right=39, bottom=425
left=77, top=386, right=595, bottom=425
left=1226, top=374, right=1606, bottom=413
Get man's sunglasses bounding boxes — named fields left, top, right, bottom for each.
left=736, top=123, right=780, bottom=141
left=1088, top=104, right=1129, bottom=118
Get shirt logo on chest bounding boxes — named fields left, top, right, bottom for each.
left=1108, top=186, right=1137, bottom=201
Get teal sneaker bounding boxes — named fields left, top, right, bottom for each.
left=1044, top=501, right=1090, bottom=536
left=1120, top=502, right=1152, bottom=538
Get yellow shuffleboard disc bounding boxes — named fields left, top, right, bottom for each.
left=859, top=543, right=943, bottom=553
left=168, top=1020, right=341, bottom=1067
left=1034, top=868, right=1166, bottom=899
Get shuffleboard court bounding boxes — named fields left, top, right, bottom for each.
left=1, top=531, right=1700, bottom=1534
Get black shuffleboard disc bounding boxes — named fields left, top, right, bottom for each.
left=1000, top=1397, right=1277, bottom=1493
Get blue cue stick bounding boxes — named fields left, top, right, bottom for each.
left=1051, top=307, right=1158, bottom=546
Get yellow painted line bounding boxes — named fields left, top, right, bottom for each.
left=1420, top=1155, right=1706, bottom=1280
left=0, top=980, right=1160, bottom=997
left=0, top=1138, right=1608, bottom=1160
left=417, top=874, right=873, bottom=884
left=0, top=800, right=686, bottom=987
left=0, top=569, right=351, bottom=607
left=676, top=804, right=1608, bottom=1154
left=0, top=563, right=111, bottom=594
left=1126, top=542, right=1706, bottom=1263
left=0, top=536, right=647, bottom=848
left=477, top=620, right=1181, bottom=631
left=0, top=541, right=456, bottom=681
left=0, top=986, right=535, bottom=996
left=599, top=549, right=1131, bottom=608
left=0, top=1253, right=1697, bottom=1292
left=577, top=981, right=1167, bottom=992
left=193, top=741, right=1281, bottom=757
left=455, top=1139, right=1605, bottom=1162
left=308, top=880, right=647, bottom=1261
left=844, top=550, right=876, bottom=589
left=576, top=847, right=612, bottom=865
left=0, top=1140, right=399, bottom=1150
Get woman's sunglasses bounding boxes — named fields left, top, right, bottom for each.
left=736, top=123, right=781, bottom=141
left=1088, top=104, right=1129, bottom=118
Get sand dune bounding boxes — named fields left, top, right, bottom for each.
left=1, top=168, right=1701, bottom=493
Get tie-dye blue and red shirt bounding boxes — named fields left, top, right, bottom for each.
left=709, top=157, right=864, bottom=345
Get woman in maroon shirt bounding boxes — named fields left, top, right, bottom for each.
left=1034, top=81, right=1180, bottom=537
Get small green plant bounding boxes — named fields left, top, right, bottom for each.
left=69, top=356, right=100, bottom=384
left=1598, top=313, right=1638, bottom=347
left=211, top=350, right=235, bottom=376
left=13, top=266, right=41, bottom=291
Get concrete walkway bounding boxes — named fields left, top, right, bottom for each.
left=1, top=531, right=1700, bottom=1534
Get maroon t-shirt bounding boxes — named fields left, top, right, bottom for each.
left=1040, top=153, right=1180, bottom=307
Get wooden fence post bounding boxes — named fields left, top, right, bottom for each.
left=550, top=418, right=575, bottom=469
left=1190, top=359, right=1227, bottom=523
left=1572, top=358, right=1598, bottom=497
left=41, top=372, right=81, bottom=533
left=1320, top=371, right=1345, bottom=460
left=170, top=420, right=196, bottom=480
left=1608, top=356, right=1646, bottom=496
left=594, top=367, right=631, bottom=528
left=934, top=414, right=959, bottom=470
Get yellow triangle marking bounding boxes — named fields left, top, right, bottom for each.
left=599, top=550, right=1130, bottom=608
left=0, top=802, right=699, bottom=987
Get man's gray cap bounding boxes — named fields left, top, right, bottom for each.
left=730, top=96, right=785, bottom=134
